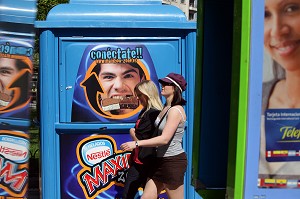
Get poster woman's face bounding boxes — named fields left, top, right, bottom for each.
left=264, top=0, right=300, bottom=71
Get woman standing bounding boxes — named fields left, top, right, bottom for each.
left=122, top=80, right=163, bottom=199
left=121, top=73, right=187, bottom=199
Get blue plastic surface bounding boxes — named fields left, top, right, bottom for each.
left=35, top=3, right=195, bottom=28
left=37, top=1, right=197, bottom=198
left=0, top=0, right=36, bottom=24
left=70, top=0, right=161, bottom=5
left=0, top=0, right=36, bottom=198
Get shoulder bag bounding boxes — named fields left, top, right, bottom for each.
left=137, top=106, right=171, bottom=162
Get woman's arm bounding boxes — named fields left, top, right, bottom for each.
left=120, top=107, right=184, bottom=151
left=129, top=128, right=138, bottom=141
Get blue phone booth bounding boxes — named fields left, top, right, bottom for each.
left=35, top=0, right=198, bottom=198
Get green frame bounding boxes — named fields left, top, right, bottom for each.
left=228, top=0, right=251, bottom=198
left=192, top=0, right=251, bottom=198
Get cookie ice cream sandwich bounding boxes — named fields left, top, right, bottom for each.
left=0, top=92, right=11, bottom=107
left=101, top=96, right=139, bottom=111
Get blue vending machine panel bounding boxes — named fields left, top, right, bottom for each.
left=58, top=38, right=182, bottom=199
left=0, top=0, right=36, bottom=121
left=59, top=39, right=180, bottom=123
left=0, top=0, right=36, bottom=198
left=36, top=1, right=196, bottom=198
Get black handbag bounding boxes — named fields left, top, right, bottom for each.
left=138, top=107, right=171, bottom=162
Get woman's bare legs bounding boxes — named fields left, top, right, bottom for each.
left=165, top=184, right=184, bottom=199
left=141, top=180, right=184, bottom=199
left=141, top=179, right=164, bottom=199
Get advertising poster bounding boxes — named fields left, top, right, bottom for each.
left=0, top=0, right=36, bottom=197
left=62, top=42, right=169, bottom=198
left=0, top=37, right=33, bottom=198
left=258, top=0, right=300, bottom=188
left=60, top=133, right=168, bottom=199
left=0, top=130, right=30, bottom=198
left=71, top=43, right=160, bottom=123
left=0, top=37, right=33, bottom=120
left=60, top=133, right=130, bottom=199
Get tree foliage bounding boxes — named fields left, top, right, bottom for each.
left=34, top=0, right=69, bottom=63
left=36, top=0, right=69, bottom=21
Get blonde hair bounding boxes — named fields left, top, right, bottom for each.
left=135, top=80, right=163, bottom=111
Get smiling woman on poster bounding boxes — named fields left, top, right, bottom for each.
left=259, top=0, right=300, bottom=184
left=262, top=0, right=300, bottom=111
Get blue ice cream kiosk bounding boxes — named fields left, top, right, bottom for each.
left=35, top=0, right=198, bottom=198
left=0, top=0, right=36, bottom=198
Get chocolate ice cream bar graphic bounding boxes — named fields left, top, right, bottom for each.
left=0, top=92, right=12, bottom=107
left=101, top=96, right=139, bottom=111
left=119, top=97, right=139, bottom=109
left=101, top=98, right=121, bottom=111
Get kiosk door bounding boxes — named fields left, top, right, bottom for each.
left=59, top=38, right=182, bottom=123
left=56, top=37, right=188, bottom=199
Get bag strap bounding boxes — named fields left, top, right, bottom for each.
left=156, top=106, right=171, bottom=128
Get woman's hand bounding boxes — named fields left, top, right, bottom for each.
left=120, top=141, right=136, bottom=151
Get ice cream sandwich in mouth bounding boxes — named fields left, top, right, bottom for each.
left=101, top=96, right=139, bottom=111
left=0, top=92, right=11, bottom=107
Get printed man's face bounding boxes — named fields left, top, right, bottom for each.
left=98, top=63, right=144, bottom=114
left=0, top=58, right=19, bottom=107
left=0, top=58, right=19, bottom=96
